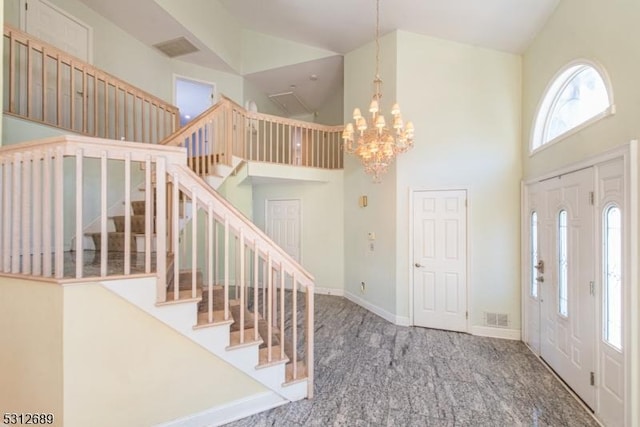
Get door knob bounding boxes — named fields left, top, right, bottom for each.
left=534, top=260, right=544, bottom=273
left=415, top=263, right=422, bottom=268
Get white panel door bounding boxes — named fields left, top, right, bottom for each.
left=537, top=168, right=596, bottom=409
left=266, top=199, right=301, bottom=262
left=25, top=0, right=91, bottom=62
left=413, top=190, right=467, bottom=332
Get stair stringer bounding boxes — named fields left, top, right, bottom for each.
left=205, top=155, right=244, bottom=189
left=101, top=276, right=308, bottom=402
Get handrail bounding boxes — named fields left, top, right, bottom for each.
left=3, top=25, right=180, bottom=144
left=172, top=162, right=315, bottom=286
left=160, top=95, right=344, bottom=177
left=0, top=134, right=314, bottom=397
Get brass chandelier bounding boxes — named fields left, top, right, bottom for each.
left=342, top=0, right=414, bottom=182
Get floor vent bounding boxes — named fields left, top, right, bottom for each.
left=484, top=312, right=510, bottom=328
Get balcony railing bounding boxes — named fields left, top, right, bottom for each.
left=3, top=25, right=179, bottom=144
left=162, top=96, right=344, bottom=176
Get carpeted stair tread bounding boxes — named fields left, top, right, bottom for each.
left=198, top=285, right=225, bottom=312
left=195, top=309, right=234, bottom=328
left=229, top=303, right=258, bottom=332
left=257, top=318, right=281, bottom=349
left=131, top=201, right=146, bottom=216
left=172, top=269, right=204, bottom=291
left=284, top=361, right=308, bottom=384
left=112, top=215, right=147, bottom=233
left=164, top=288, right=202, bottom=302
left=88, top=232, right=136, bottom=252
left=257, top=345, right=288, bottom=368
left=228, top=329, right=262, bottom=349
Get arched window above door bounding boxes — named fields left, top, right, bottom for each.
left=531, top=61, right=614, bottom=153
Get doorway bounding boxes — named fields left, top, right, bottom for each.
left=412, top=190, right=468, bottom=332
left=523, top=156, right=629, bottom=425
left=174, top=76, right=216, bottom=126
left=529, top=168, right=596, bottom=409
left=265, top=199, right=301, bottom=262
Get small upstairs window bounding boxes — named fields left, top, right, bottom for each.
left=532, top=61, right=613, bottom=152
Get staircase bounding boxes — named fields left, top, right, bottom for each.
left=87, top=201, right=148, bottom=252
left=0, top=136, right=315, bottom=424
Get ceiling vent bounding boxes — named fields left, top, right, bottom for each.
left=153, top=37, right=199, bottom=58
left=268, top=91, right=311, bottom=116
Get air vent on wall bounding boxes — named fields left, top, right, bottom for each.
left=484, top=312, right=510, bottom=328
left=268, top=91, right=311, bottom=116
left=153, top=37, right=199, bottom=58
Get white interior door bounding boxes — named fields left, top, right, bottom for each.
left=413, top=190, right=467, bottom=332
left=24, top=0, right=92, bottom=62
left=265, top=199, right=301, bottom=262
left=536, top=168, right=596, bottom=409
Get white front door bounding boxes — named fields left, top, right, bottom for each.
left=412, top=190, right=467, bottom=332
left=266, top=199, right=301, bottom=262
left=536, top=168, right=596, bottom=409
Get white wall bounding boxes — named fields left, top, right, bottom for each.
left=394, top=31, right=522, bottom=329
left=522, top=1, right=640, bottom=424
left=63, top=283, right=266, bottom=427
left=252, top=172, right=345, bottom=293
left=344, top=30, right=521, bottom=329
left=522, top=0, right=640, bottom=179
left=343, top=32, right=398, bottom=316
left=0, top=278, right=64, bottom=425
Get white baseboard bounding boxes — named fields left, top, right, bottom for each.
left=155, top=391, right=287, bottom=427
left=344, top=291, right=408, bottom=326
left=471, top=325, right=521, bottom=341
left=314, top=287, right=344, bottom=297
left=395, top=316, right=411, bottom=327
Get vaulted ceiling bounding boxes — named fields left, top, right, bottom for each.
left=79, top=0, right=559, bottom=117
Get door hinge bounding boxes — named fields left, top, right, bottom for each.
left=25, top=2, right=28, bottom=10
left=465, top=311, right=469, bottom=320
left=589, top=281, right=595, bottom=296
left=589, top=191, right=595, bottom=205
left=465, top=199, right=468, bottom=208
left=590, top=372, right=595, bottom=386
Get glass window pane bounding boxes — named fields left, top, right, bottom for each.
left=531, top=212, right=539, bottom=298
left=604, top=206, right=622, bottom=350
left=545, top=66, right=609, bottom=142
left=558, top=210, right=568, bottom=317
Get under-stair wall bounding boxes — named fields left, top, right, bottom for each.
left=0, top=135, right=316, bottom=423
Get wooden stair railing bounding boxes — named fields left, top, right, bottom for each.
left=3, top=25, right=179, bottom=144
left=160, top=95, right=344, bottom=177
left=0, top=134, right=315, bottom=398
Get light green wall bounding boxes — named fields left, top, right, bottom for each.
left=155, top=0, right=243, bottom=74
left=242, top=30, right=337, bottom=75
left=522, top=0, right=639, bottom=179
left=252, top=172, right=345, bottom=292
left=343, top=32, right=398, bottom=316
left=243, top=78, right=285, bottom=117
left=314, top=83, right=344, bottom=126
left=522, top=1, right=640, bottom=423
left=394, top=31, right=522, bottom=326
left=0, top=278, right=64, bottom=424
left=217, top=163, right=253, bottom=219
left=3, top=0, right=244, bottom=105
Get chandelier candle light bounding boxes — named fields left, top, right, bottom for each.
left=342, top=0, right=414, bottom=182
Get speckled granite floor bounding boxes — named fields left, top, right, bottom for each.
left=225, top=294, right=598, bottom=427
